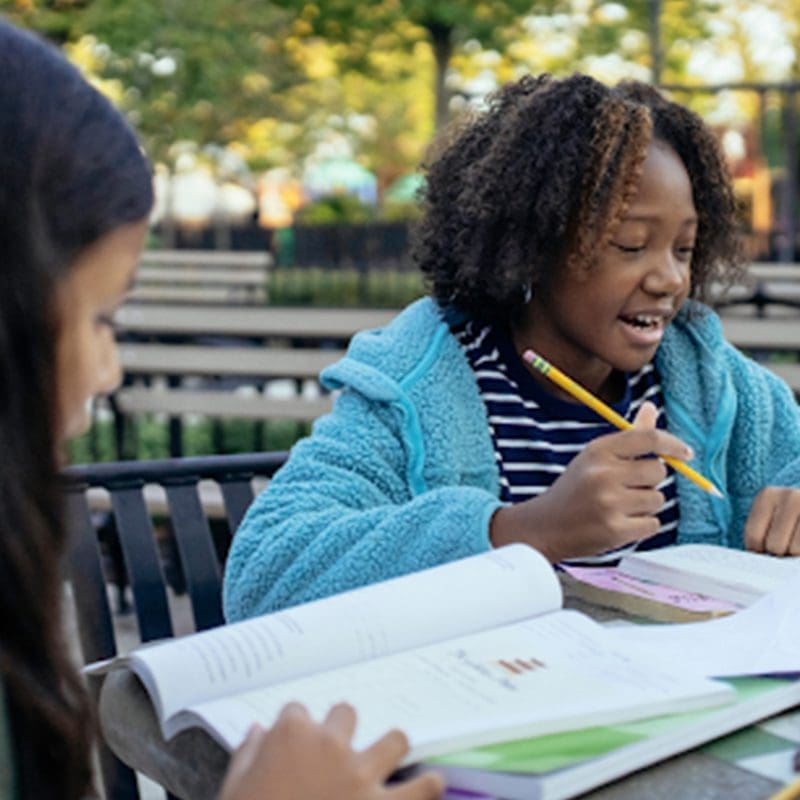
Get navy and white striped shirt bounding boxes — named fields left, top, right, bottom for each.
left=454, top=320, right=679, bottom=564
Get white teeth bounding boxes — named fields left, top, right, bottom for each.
left=622, top=314, right=663, bottom=329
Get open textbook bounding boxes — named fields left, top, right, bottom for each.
left=90, top=545, right=732, bottom=764
left=423, top=556, right=800, bottom=800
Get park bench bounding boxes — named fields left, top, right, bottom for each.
left=115, top=343, right=342, bottom=441
left=112, top=349, right=340, bottom=457
left=114, top=303, right=397, bottom=341
left=707, top=263, right=800, bottom=396
left=108, top=304, right=398, bottom=457
left=720, top=314, right=800, bottom=396
left=105, top=284, right=800, bottom=459
left=721, top=315, right=800, bottom=352
left=713, top=262, right=800, bottom=316
left=118, top=342, right=345, bottom=380
left=131, top=249, right=271, bottom=305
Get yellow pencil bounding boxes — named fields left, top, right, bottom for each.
left=767, top=775, right=800, bottom=800
left=521, top=349, right=724, bottom=499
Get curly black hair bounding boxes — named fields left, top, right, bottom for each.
left=412, top=73, right=745, bottom=324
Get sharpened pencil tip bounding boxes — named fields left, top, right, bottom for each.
left=710, top=486, right=724, bottom=499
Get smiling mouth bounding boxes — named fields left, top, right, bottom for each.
left=619, top=313, right=665, bottom=330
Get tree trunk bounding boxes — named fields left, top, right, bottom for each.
left=647, top=0, right=662, bottom=85
left=427, top=21, right=453, bottom=132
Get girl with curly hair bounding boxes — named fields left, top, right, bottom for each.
left=224, top=73, right=800, bottom=621
left=0, top=20, right=442, bottom=800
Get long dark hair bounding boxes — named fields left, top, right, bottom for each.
left=413, top=73, right=744, bottom=324
left=0, top=22, right=153, bottom=798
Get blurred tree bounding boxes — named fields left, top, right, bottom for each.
left=7, top=0, right=796, bottom=183
left=230, top=34, right=434, bottom=180
left=1, top=0, right=305, bottom=164
left=498, top=0, right=720, bottom=85
left=1, top=0, right=92, bottom=42
left=268, top=0, right=558, bottom=131
left=3, top=0, right=433, bottom=178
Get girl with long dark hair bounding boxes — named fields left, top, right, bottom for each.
left=0, top=20, right=441, bottom=800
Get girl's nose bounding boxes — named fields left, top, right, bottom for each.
left=644, top=251, right=689, bottom=295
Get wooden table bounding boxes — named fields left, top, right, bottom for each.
left=99, top=671, right=781, bottom=800
left=97, top=581, right=789, bottom=800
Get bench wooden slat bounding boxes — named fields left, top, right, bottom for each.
left=119, top=343, right=344, bottom=378
left=136, top=267, right=267, bottom=286
left=721, top=317, right=800, bottom=350
left=127, top=286, right=267, bottom=304
left=115, top=387, right=333, bottom=421
left=133, top=251, right=271, bottom=305
left=139, top=249, right=271, bottom=269
left=749, top=263, right=800, bottom=281
left=114, top=304, right=397, bottom=339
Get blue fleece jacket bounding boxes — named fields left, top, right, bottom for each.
left=223, top=298, right=800, bottom=620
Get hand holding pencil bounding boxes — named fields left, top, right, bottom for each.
left=490, top=351, right=721, bottom=563
left=521, top=350, right=723, bottom=499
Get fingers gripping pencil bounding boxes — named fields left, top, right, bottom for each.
left=521, top=349, right=724, bottom=499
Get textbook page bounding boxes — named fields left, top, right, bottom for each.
left=618, top=544, right=800, bottom=606
left=127, top=544, right=562, bottom=723
left=166, top=609, right=732, bottom=759
left=607, top=577, right=800, bottom=678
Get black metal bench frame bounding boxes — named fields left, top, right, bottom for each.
left=63, top=451, right=287, bottom=800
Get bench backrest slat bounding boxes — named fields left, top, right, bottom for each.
left=164, top=483, right=224, bottom=630
left=111, top=486, right=174, bottom=642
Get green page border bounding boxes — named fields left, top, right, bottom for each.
left=430, top=677, right=787, bottom=774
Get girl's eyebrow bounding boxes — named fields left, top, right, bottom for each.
left=621, top=213, right=698, bottom=225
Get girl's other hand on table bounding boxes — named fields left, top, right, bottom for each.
left=219, top=701, right=444, bottom=800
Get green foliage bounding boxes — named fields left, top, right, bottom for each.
left=66, top=417, right=307, bottom=463
left=296, top=194, right=375, bottom=224
left=269, top=267, right=425, bottom=307
left=89, top=1, right=303, bottom=162
left=271, top=0, right=547, bottom=54
left=3, top=0, right=306, bottom=164
left=269, top=0, right=550, bottom=128
left=0, top=0, right=89, bottom=42
left=378, top=199, right=423, bottom=222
